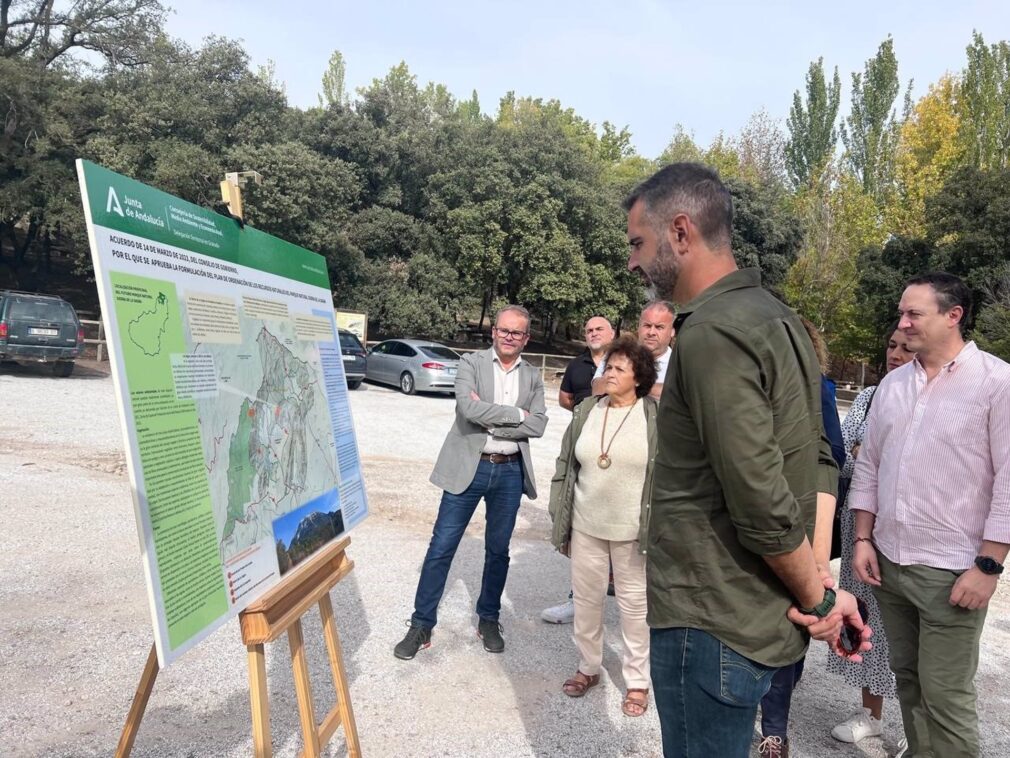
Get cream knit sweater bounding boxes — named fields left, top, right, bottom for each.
left=571, top=399, right=648, bottom=542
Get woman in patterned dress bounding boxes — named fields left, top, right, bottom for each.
left=828, top=327, right=915, bottom=744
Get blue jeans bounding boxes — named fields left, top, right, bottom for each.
left=411, top=458, right=524, bottom=629
left=651, top=627, right=777, bottom=758
left=760, top=658, right=805, bottom=739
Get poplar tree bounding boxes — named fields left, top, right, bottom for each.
left=784, top=58, right=841, bottom=188
left=840, top=37, right=909, bottom=201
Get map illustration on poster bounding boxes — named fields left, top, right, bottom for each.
left=77, top=161, right=368, bottom=666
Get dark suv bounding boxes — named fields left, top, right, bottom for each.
left=0, top=290, right=84, bottom=376
left=338, top=329, right=367, bottom=389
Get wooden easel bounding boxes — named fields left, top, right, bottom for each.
left=116, top=536, right=361, bottom=757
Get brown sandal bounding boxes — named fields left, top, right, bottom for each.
left=622, top=688, right=649, bottom=717
left=562, top=671, right=600, bottom=698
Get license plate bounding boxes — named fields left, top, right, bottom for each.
left=29, top=328, right=58, bottom=336
left=342, top=355, right=355, bottom=362
left=447, top=367, right=457, bottom=375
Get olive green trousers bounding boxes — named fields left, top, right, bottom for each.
left=873, top=555, right=988, bottom=758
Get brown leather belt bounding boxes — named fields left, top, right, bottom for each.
left=480, top=452, right=520, bottom=464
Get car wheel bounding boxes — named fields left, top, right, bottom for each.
left=54, top=361, right=74, bottom=377
left=399, top=371, right=416, bottom=395
left=347, top=379, right=362, bottom=390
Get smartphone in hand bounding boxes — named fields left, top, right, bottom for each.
left=839, top=598, right=869, bottom=655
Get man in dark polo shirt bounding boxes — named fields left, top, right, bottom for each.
left=624, top=163, right=871, bottom=758
left=558, top=315, right=614, bottom=410
left=541, top=315, right=616, bottom=624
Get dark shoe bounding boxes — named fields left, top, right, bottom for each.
left=393, top=622, right=431, bottom=660
left=477, top=618, right=505, bottom=653
left=757, top=735, right=788, bottom=758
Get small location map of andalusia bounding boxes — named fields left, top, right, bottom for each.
left=189, top=313, right=339, bottom=559
left=128, top=292, right=169, bottom=356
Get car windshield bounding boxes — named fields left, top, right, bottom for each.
left=9, top=299, right=76, bottom=323
left=338, top=332, right=363, bottom=350
left=420, top=346, right=460, bottom=360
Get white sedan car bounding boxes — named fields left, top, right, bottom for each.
left=365, top=339, right=462, bottom=395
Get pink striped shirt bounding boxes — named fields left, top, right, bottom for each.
left=849, top=341, right=1010, bottom=570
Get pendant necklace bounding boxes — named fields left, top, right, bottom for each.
left=598, top=399, right=637, bottom=469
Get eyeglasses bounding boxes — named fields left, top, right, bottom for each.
left=493, top=327, right=528, bottom=341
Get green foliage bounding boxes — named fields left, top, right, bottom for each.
left=958, top=32, right=1010, bottom=169
left=840, top=37, right=908, bottom=200
left=319, top=50, right=348, bottom=107
left=926, top=165, right=1010, bottom=298
left=350, top=253, right=474, bottom=339
left=0, top=0, right=166, bottom=69
left=975, top=267, right=1010, bottom=361
left=6, top=20, right=1010, bottom=355
left=726, top=178, right=803, bottom=294
left=785, top=58, right=841, bottom=188
left=855, top=236, right=933, bottom=353
left=785, top=170, right=883, bottom=360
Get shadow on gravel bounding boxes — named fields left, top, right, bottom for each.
left=501, top=543, right=661, bottom=758
left=130, top=571, right=368, bottom=756
left=0, top=359, right=109, bottom=380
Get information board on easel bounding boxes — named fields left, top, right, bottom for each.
left=77, top=161, right=368, bottom=755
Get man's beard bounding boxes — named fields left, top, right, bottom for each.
left=643, top=239, right=680, bottom=301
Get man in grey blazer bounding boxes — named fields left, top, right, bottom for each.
left=394, top=305, right=548, bottom=659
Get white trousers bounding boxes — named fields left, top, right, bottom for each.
left=570, top=528, right=650, bottom=690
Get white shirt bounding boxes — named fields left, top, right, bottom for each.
left=594, top=345, right=672, bottom=385
left=482, top=355, right=524, bottom=455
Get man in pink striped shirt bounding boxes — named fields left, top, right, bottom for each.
left=849, top=272, right=1010, bottom=758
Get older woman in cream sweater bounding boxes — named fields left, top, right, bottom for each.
left=548, top=334, right=658, bottom=717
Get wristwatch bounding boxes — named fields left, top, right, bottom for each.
left=799, top=587, right=836, bottom=618
left=974, top=555, right=1005, bottom=576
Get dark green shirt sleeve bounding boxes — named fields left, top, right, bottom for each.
left=677, top=322, right=808, bottom=556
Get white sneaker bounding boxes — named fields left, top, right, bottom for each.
left=831, top=707, right=883, bottom=743
left=893, top=736, right=908, bottom=757
left=541, top=598, right=575, bottom=624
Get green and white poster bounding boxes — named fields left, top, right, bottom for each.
left=77, top=161, right=368, bottom=666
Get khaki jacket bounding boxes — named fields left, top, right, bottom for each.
left=548, top=396, right=658, bottom=554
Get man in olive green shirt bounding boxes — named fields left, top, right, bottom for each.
left=624, top=163, right=870, bottom=758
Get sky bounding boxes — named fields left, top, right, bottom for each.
left=164, top=0, right=1010, bottom=159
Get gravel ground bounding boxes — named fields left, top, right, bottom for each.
left=1, top=361, right=1008, bottom=757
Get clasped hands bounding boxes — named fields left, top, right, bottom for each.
left=786, top=564, right=873, bottom=662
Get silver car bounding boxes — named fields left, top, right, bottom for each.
left=365, top=339, right=462, bottom=395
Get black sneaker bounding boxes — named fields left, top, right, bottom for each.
left=393, top=622, right=431, bottom=660
left=477, top=618, right=505, bottom=653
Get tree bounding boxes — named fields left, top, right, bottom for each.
left=855, top=235, right=933, bottom=353
left=657, top=124, right=704, bottom=165
left=735, top=109, right=788, bottom=189
left=888, top=74, right=965, bottom=237
left=319, top=49, right=347, bottom=107
left=350, top=253, right=473, bottom=339
left=785, top=58, right=841, bottom=188
left=726, top=178, right=803, bottom=294
left=0, top=1, right=169, bottom=285
left=958, top=32, right=1010, bottom=169
left=0, top=0, right=165, bottom=68
left=926, top=165, right=1010, bottom=300
left=785, top=170, right=883, bottom=359
left=975, top=264, right=1010, bottom=361
left=840, top=37, right=909, bottom=201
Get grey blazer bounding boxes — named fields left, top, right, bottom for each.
left=430, top=348, right=549, bottom=498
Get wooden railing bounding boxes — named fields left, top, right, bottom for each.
left=80, top=319, right=108, bottom=362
